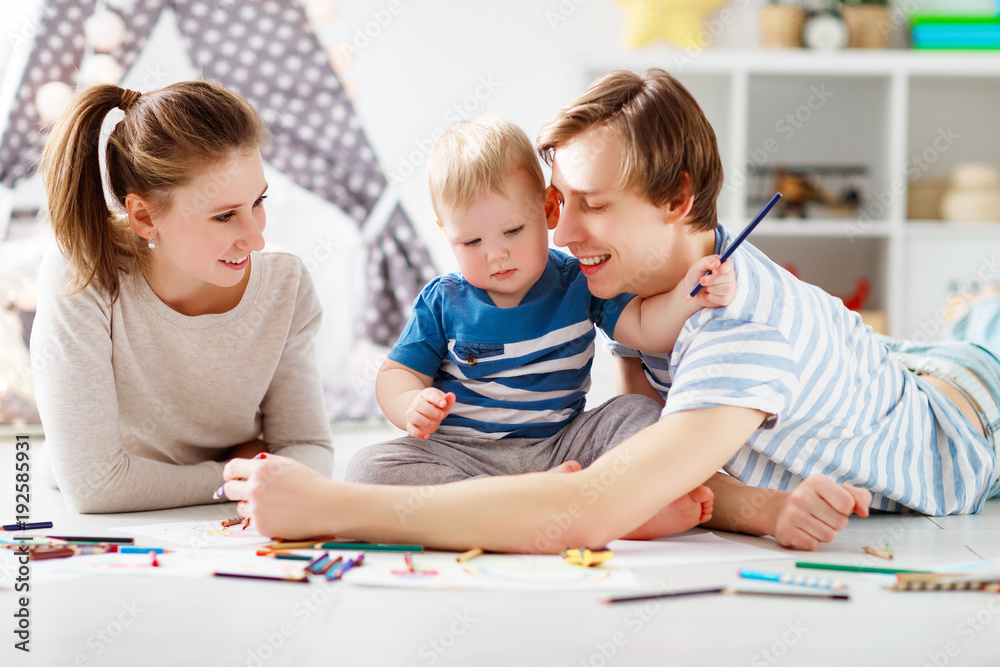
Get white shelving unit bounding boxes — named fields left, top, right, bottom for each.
left=589, top=50, right=1000, bottom=339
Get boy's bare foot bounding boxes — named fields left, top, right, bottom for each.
left=543, top=462, right=713, bottom=539
left=619, top=485, right=714, bottom=540
left=544, top=460, right=583, bottom=474
left=941, top=284, right=1000, bottom=323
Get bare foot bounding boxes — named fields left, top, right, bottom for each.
left=941, top=284, right=1000, bottom=323
left=620, top=485, right=714, bottom=540
left=544, top=460, right=582, bottom=474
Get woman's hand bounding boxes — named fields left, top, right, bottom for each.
left=228, top=438, right=268, bottom=461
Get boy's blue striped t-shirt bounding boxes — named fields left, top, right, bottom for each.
left=390, top=249, right=635, bottom=439
left=607, top=225, right=996, bottom=516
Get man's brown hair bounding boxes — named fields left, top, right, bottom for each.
left=537, top=68, right=722, bottom=231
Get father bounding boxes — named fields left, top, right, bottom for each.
left=223, top=69, right=1000, bottom=552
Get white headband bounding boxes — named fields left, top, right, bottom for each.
left=97, top=106, right=127, bottom=214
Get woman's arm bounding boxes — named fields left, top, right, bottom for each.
left=224, top=404, right=767, bottom=551
left=31, top=251, right=228, bottom=512
left=258, top=266, right=333, bottom=475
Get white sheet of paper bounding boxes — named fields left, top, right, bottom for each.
left=112, top=520, right=272, bottom=549
left=19, top=549, right=300, bottom=584
left=605, top=531, right=793, bottom=567
left=343, top=552, right=640, bottom=592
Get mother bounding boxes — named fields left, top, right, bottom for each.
left=33, top=81, right=333, bottom=512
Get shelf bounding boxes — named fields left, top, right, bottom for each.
left=587, top=49, right=1000, bottom=337
left=905, top=221, right=1000, bottom=238
left=589, top=49, right=1000, bottom=77
left=748, top=220, right=892, bottom=238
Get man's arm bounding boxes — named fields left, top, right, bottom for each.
left=613, top=356, right=665, bottom=406
left=224, top=405, right=767, bottom=552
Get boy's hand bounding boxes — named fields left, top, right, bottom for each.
left=406, top=388, right=456, bottom=439
left=686, top=254, right=736, bottom=308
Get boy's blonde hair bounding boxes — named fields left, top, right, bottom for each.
left=427, top=117, right=545, bottom=218
left=537, top=68, right=722, bottom=232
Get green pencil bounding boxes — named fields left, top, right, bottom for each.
left=317, top=542, right=423, bottom=553
left=795, top=561, right=930, bottom=575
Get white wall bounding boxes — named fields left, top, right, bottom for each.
left=0, top=0, right=789, bottom=266
left=3, top=0, right=994, bottom=261
left=323, top=0, right=758, bottom=271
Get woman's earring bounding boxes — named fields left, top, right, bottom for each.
left=148, top=235, right=156, bottom=249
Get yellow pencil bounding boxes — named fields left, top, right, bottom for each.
left=456, top=547, right=484, bottom=563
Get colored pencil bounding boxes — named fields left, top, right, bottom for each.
left=604, top=587, right=725, bottom=604
left=739, top=568, right=847, bottom=590
left=305, top=552, right=331, bottom=575
left=28, top=547, right=77, bottom=561
left=221, top=517, right=244, bottom=527
left=44, top=535, right=134, bottom=544
left=1, top=521, right=53, bottom=531
left=604, top=585, right=850, bottom=604
left=690, top=192, right=782, bottom=297
left=795, top=561, right=930, bottom=575
left=727, top=587, right=850, bottom=601
left=213, top=452, right=266, bottom=499
left=214, top=572, right=309, bottom=583
left=317, top=542, right=423, bottom=553
left=331, top=554, right=365, bottom=581
left=119, top=547, right=166, bottom=554
left=264, top=539, right=335, bottom=550
left=456, top=548, right=484, bottom=563
left=27, top=544, right=119, bottom=560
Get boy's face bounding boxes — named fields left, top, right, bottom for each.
left=549, top=125, right=688, bottom=299
left=438, top=171, right=551, bottom=308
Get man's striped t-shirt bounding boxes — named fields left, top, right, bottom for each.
left=608, top=226, right=996, bottom=515
left=390, top=250, right=634, bottom=439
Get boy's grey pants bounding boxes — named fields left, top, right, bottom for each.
left=344, top=394, right=662, bottom=485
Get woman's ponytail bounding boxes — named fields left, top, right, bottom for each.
left=40, top=84, right=136, bottom=302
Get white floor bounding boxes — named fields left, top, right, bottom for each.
left=4, top=350, right=1000, bottom=665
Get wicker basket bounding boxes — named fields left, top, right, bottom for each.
left=842, top=5, right=893, bottom=49
left=759, top=5, right=805, bottom=49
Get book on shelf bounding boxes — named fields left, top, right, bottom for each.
left=910, top=13, right=1000, bottom=50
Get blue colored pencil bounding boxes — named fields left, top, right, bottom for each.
left=1, top=521, right=53, bottom=531
left=739, top=568, right=846, bottom=591
left=690, top=192, right=783, bottom=297
left=331, top=554, right=365, bottom=581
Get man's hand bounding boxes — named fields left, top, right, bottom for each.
left=772, top=475, right=871, bottom=550
left=222, top=455, right=332, bottom=539
left=406, top=388, right=456, bottom=439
